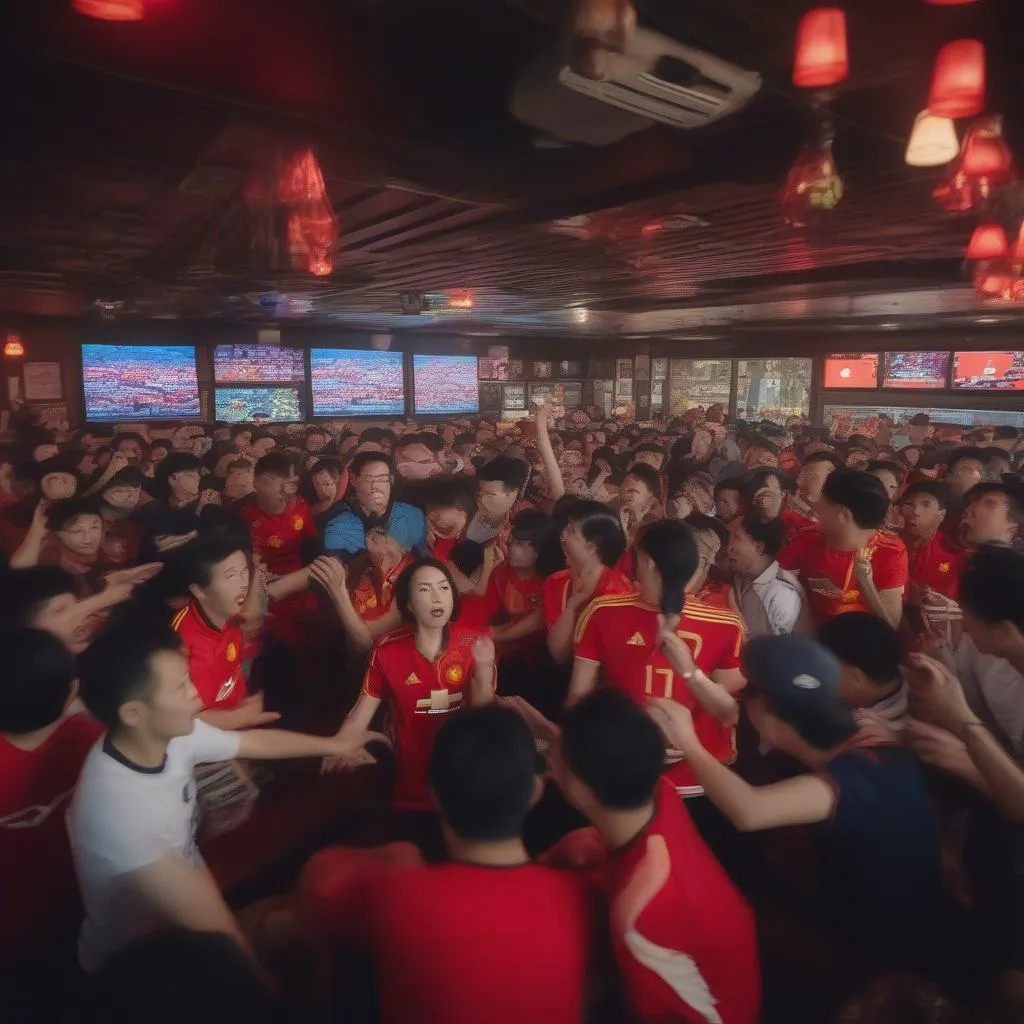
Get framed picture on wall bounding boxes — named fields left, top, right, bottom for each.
left=506, top=359, right=525, bottom=381
left=504, top=384, right=527, bottom=410
left=616, top=358, right=633, bottom=380
left=652, top=357, right=668, bottom=381
left=634, top=354, right=650, bottom=381
left=480, top=382, right=503, bottom=411
left=23, top=362, right=62, bottom=401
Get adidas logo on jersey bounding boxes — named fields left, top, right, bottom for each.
left=627, top=632, right=646, bottom=647
left=405, top=673, right=421, bottom=686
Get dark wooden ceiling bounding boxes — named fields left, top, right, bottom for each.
left=0, top=0, right=1021, bottom=337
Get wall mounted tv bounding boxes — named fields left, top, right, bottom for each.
left=82, top=344, right=201, bottom=421
left=882, top=351, right=950, bottom=389
left=214, top=387, right=303, bottom=422
left=413, top=354, right=479, bottom=415
left=213, top=344, right=306, bottom=383
left=309, top=348, right=406, bottom=416
left=953, top=351, right=1024, bottom=390
left=823, top=353, right=879, bottom=389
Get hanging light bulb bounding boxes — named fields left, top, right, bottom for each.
left=905, top=110, right=959, bottom=167
left=792, top=9, right=849, bottom=89
left=961, top=115, right=1014, bottom=183
left=966, top=223, right=1009, bottom=261
left=72, top=0, right=144, bottom=20
left=928, top=40, right=986, bottom=119
left=780, top=131, right=845, bottom=228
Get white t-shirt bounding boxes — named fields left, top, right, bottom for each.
left=67, top=720, right=241, bottom=972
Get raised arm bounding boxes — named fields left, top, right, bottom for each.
left=535, top=401, right=565, bottom=502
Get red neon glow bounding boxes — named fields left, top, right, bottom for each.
left=961, top=116, right=1015, bottom=186
left=72, top=0, right=144, bottom=20
left=823, top=354, right=878, bottom=389
left=3, top=335, right=25, bottom=358
left=277, top=148, right=339, bottom=278
left=792, top=8, right=849, bottom=89
left=928, top=40, right=986, bottom=119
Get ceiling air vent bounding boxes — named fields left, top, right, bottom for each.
left=559, top=28, right=761, bottom=130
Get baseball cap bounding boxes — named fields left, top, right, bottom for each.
left=742, top=635, right=857, bottom=750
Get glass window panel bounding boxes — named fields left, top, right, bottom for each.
left=667, top=358, right=731, bottom=415
left=736, top=358, right=811, bottom=423
left=823, top=404, right=1024, bottom=428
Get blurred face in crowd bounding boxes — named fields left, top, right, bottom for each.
left=42, top=471, right=77, bottom=501
left=962, top=492, right=1018, bottom=547
left=631, top=449, right=663, bottom=472
left=744, top=445, right=777, bottom=470
left=339, top=435, right=359, bottom=457
left=353, top=460, right=392, bottom=516
left=33, top=443, right=59, bottom=462
left=845, top=447, right=871, bottom=471
left=727, top=519, right=765, bottom=577
left=225, top=463, right=254, bottom=497
left=560, top=519, right=595, bottom=569
left=690, top=429, right=713, bottom=462
left=57, top=512, right=103, bottom=561
left=797, top=459, right=834, bottom=504
left=366, top=528, right=404, bottom=572
left=251, top=436, right=276, bottom=459
left=946, top=457, right=986, bottom=496
left=234, top=430, right=253, bottom=451
left=714, top=487, right=742, bottom=524
left=31, top=590, right=92, bottom=654
left=477, top=480, right=517, bottom=522
left=407, top=565, right=454, bottom=629
left=395, top=442, right=441, bottom=481
left=428, top=504, right=468, bottom=540
left=620, top=472, right=655, bottom=516
left=168, top=469, right=201, bottom=505
left=306, top=431, right=328, bottom=453
left=254, top=468, right=295, bottom=516
left=900, top=491, right=946, bottom=541
left=312, top=468, right=339, bottom=506
left=191, top=550, right=250, bottom=625
left=104, top=481, right=143, bottom=512
left=508, top=538, right=538, bottom=572
left=908, top=422, right=930, bottom=445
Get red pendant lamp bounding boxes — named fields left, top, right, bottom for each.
left=967, top=223, right=1009, bottom=261
left=72, top=0, right=144, bottom=20
left=928, top=40, right=986, bottom=119
left=792, top=9, right=849, bottom=89
left=961, top=115, right=1014, bottom=182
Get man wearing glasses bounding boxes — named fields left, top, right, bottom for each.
left=323, top=452, right=426, bottom=559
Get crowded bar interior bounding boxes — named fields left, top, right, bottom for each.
left=3, top=1, right=1024, bottom=1022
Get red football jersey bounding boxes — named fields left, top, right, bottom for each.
left=779, top=528, right=908, bottom=625
left=905, top=531, right=965, bottom=601
left=241, top=497, right=318, bottom=577
left=172, top=600, right=253, bottom=711
left=605, top=778, right=760, bottom=1024
left=368, top=862, right=592, bottom=1024
left=363, top=625, right=493, bottom=811
left=575, top=594, right=745, bottom=795
left=541, top=566, right=634, bottom=630
left=0, top=713, right=104, bottom=955
left=351, top=555, right=413, bottom=622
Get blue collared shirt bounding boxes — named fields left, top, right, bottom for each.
left=323, top=502, right=427, bottom=557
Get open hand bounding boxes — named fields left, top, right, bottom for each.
left=498, top=695, right=561, bottom=746
left=905, top=652, right=976, bottom=735
left=154, top=531, right=198, bottom=552
left=646, top=697, right=698, bottom=755
left=905, top=718, right=978, bottom=783
left=320, top=729, right=392, bottom=773
left=236, top=693, right=282, bottom=729
left=308, top=555, right=348, bottom=597
left=472, top=635, right=497, bottom=669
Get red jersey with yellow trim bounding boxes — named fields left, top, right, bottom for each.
left=779, top=528, right=908, bottom=625
left=542, top=566, right=634, bottom=630
left=241, top=497, right=318, bottom=577
left=575, top=594, right=745, bottom=796
left=363, top=624, right=493, bottom=811
left=351, top=555, right=414, bottom=622
left=461, top=564, right=544, bottom=654
left=172, top=600, right=253, bottom=711
left=905, top=530, right=965, bottom=601
left=605, top=778, right=760, bottom=1024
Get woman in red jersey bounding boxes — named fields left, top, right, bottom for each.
left=542, top=499, right=633, bottom=664
left=327, top=558, right=496, bottom=820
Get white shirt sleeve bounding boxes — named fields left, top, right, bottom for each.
left=762, top=582, right=804, bottom=636
left=181, top=719, right=242, bottom=767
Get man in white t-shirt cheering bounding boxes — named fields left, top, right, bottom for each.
left=68, top=618, right=385, bottom=973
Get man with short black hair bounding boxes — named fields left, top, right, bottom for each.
left=68, top=618, right=383, bottom=972
left=819, top=611, right=908, bottom=738
left=301, top=705, right=592, bottom=1024
left=962, top=480, right=1024, bottom=549
left=728, top=515, right=809, bottom=637
left=323, top=451, right=426, bottom=558
left=781, top=469, right=908, bottom=629
left=899, top=481, right=964, bottom=600
left=554, top=688, right=760, bottom=1024
left=945, top=447, right=992, bottom=497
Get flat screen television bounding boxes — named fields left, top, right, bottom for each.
left=309, top=349, right=406, bottom=416
left=882, top=351, right=950, bottom=389
left=82, top=344, right=201, bottom=421
left=823, top=353, right=879, bottom=389
left=413, top=355, right=479, bottom=415
left=953, top=351, right=1024, bottom=390
left=215, top=387, right=302, bottom=422
left=213, top=345, right=306, bottom=383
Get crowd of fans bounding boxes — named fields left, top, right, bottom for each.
left=2, top=401, right=1024, bottom=1023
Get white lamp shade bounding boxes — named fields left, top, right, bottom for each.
left=905, top=111, right=959, bottom=168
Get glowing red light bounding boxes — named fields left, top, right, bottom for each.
left=3, top=335, right=25, bottom=358
left=928, top=40, right=986, bottom=119
left=792, top=9, right=849, bottom=89
left=966, top=223, right=1009, bottom=261
left=72, top=0, right=144, bottom=21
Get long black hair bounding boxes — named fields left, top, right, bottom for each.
left=635, top=519, right=699, bottom=616
left=394, top=557, right=462, bottom=625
